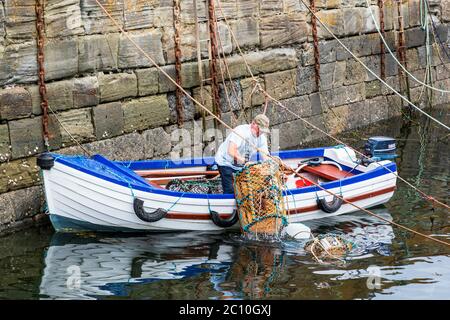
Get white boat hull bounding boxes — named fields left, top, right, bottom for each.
left=40, top=147, right=398, bottom=232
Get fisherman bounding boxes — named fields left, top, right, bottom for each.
left=215, top=114, right=271, bottom=194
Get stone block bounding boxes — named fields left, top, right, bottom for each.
left=8, top=117, right=43, bottom=158
left=325, top=104, right=350, bottom=135
left=219, top=80, right=243, bottom=113
left=143, top=127, right=172, bottom=158
left=135, top=67, right=159, bottom=96
left=343, top=8, right=363, bottom=36
left=237, top=0, right=259, bottom=18
left=180, top=62, right=202, bottom=88
left=193, top=85, right=213, bottom=116
left=0, top=124, right=10, bottom=162
left=367, top=96, right=389, bottom=123
left=158, top=65, right=178, bottom=93
left=0, top=3, right=4, bottom=46
left=361, top=6, right=380, bottom=34
left=44, top=38, right=79, bottom=81
left=0, top=158, right=40, bottom=194
left=443, top=0, right=450, bottom=22
left=154, top=6, right=174, bottom=27
left=296, top=65, right=316, bottom=95
left=260, top=0, right=283, bottom=17
left=363, top=55, right=381, bottom=81
left=322, top=83, right=365, bottom=107
left=93, top=102, right=124, bottom=140
left=336, top=35, right=371, bottom=60
left=246, top=48, right=299, bottom=75
left=118, top=30, right=165, bottom=69
left=58, top=108, right=95, bottom=146
left=408, top=0, right=421, bottom=26
left=98, top=72, right=138, bottom=102
left=264, top=69, right=297, bottom=101
left=60, top=132, right=145, bottom=161
left=78, top=34, right=120, bottom=73
left=319, top=40, right=338, bottom=64
left=44, top=0, right=84, bottom=38
left=435, top=63, right=450, bottom=81
left=180, top=0, right=207, bottom=24
left=316, top=9, right=344, bottom=39
left=381, top=76, right=400, bottom=95
left=3, top=0, right=36, bottom=41
left=230, top=18, right=260, bottom=50
left=310, top=92, right=323, bottom=116
left=80, top=0, right=124, bottom=34
left=46, top=80, right=74, bottom=112
left=320, top=61, right=346, bottom=89
left=265, top=95, right=311, bottom=126
left=241, top=77, right=265, bottom=108
left=123, top=0, right=155, bottom=30
left=167, top=90, right=196, bottom=123
left=260, top=13, right=309, bottom=49
left=0, top=41, right=37, bottom=86
left=74, top=76, right=100, bottom=108
left=122, top=95, right=170, bottom=132
left=0, top=87, right=32, bottom=120
left=405, top=27, right=426, bottom=48
left=25, top=86, right=42, bottom=116
left=365, top=80, right=382, bottom=99
left=344, top=60, right=365, bottom=86
left=0, top=186, right=45, bottom=225
left=283, top=0, right=306, bottom=13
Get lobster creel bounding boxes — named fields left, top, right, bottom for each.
left=234, top=160, right=288, bottom=237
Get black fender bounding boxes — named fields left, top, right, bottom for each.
left=133, top=198, right=167, bottom=222
left=210, top=209, right=239, bottom=228
left=37, top=153, right=54, bottom=170
left=317, top=196, right=343, bottom=213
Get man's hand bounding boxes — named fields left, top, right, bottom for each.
left=228, top=142, right=246, bottom=166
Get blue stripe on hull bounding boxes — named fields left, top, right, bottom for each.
left=50, top=151, right=397, bottom=200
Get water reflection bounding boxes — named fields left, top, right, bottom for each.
left=39, top=209, right=398, bottom=299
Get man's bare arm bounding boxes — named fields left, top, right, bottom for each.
left=228, top=142, right=246, bottom=165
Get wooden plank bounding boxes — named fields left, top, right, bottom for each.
left=300, top=164, right=354, bottom=181
left=138, top=170, right=219, bottom=178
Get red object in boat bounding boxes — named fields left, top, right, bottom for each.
left=295, top=178, right=313, bottom=188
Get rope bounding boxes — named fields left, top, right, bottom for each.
left=216, top=0, right=450, bottom=210
left=365, top=0, right=447, bottom=94
left=93, top=0, right=450, bottom=248
left=46, top=104, right=92, bottom=157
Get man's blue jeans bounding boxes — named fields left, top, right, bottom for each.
left=218, top=165, right=239, bottom=194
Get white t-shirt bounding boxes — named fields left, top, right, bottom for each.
left=215, top=124, right=269, bottom=170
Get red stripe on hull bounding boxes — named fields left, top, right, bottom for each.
left=164, top=186, right=396, bottom=220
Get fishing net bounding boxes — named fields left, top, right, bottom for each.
left=165, top=178, right=223, bottom=194
left=305, top=234, right=353, bottom=263
left=234, top=160, right=288, bottom=237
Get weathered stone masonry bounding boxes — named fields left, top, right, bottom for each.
left=0, top=0, right=449, bottom=232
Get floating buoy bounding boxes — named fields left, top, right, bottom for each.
left=283, top=223, right=312, bottom=239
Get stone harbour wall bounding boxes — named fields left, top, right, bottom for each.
left=0, top=0, right=450, bottom=232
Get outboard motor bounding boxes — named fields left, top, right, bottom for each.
left=363, top=136, right=397, bottom=163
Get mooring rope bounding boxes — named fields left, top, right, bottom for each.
left=365, top=0, right=442, bottom=95
left=93, top=0, right=450, bottom=248
left=215, top=0, right=450, bottom=210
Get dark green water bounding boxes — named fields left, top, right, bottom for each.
left=0, top=109, right=449, bottom=300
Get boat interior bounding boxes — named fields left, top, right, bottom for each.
left=131, top=156, right=358, bottom=193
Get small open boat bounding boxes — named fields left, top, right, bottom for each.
left=37, top=144, right=397, bottom=233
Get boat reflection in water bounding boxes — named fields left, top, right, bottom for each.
left=39, top=209, right=396, bottom=299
